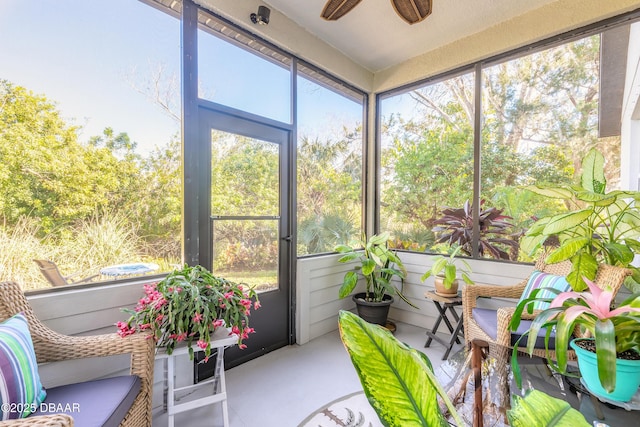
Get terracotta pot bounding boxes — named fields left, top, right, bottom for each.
left=434, top=276, right=459, bottom=297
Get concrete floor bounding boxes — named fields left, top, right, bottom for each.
left=152, top=321, right=459, bottom=427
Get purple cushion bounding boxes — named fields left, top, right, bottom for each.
left=472, top=308, right=556, bottom=349
left=31, top=375, right=140, bottom=427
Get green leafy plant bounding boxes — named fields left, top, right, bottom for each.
left=507, top=390, right=589, bottom=427
left=432, top=199, right=518, bottom=260
left=338, top=310, right=461, bottom=427
left=510, top=278, right=640, bottom=392
left=521, top=149, right=640, bottom=291
left=335, top=232, right=413, bottom=304
left=338, top=310, right=590, bottom=427
left=118, top=264, right=260, bottom=360
left=420, top=246, right=473, bottom=289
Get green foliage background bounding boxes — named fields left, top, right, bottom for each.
left=0, top=33, right=625, bottom=288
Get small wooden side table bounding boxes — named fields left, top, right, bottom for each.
left=156, top=328, right=237, bottom=427
left=424, top=291, right=464, bottom=360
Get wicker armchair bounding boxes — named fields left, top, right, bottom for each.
left=0, top=281, right=154, bottom=427
left=462, top=255, right=631, bottom=361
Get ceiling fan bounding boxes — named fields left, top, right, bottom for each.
left=321, top=0, right=432, bottom=25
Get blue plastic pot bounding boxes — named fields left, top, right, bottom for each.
left=570, top=338, right=640, bottom=402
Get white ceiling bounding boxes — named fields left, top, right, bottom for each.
left=264, top=0, right=558, bottom=72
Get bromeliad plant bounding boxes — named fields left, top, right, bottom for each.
left=117, top=264, right=260, bottom=360
left=510, top=277, right=640, bottom=393
left=520, top=149, right=640, bottom=292
left=336, top=232, right=414, bottom=305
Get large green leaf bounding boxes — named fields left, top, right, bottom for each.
left=594, top=320, right=617, bottom=392
left=580, top=148, right=606, bottom=194
left=524, top=185, right=574, bottom=199
left=542, top=210, right=592, bottom=235
left=545, top=237, right=589, bottom=263
left=574, top=191, right=616, bottom=206
left=626, top=238, right=640, bottom=253
left=566, top=252, right=598, bottom=291
left=362, top=258, right=376, bottom=276
left=520, top=234, right=547, bottom=257
left=369, top=232, right=389, bottom=246
left=604, top=242, right=635, bottom=265
left=338, top=310, right=461, bottom=427
left=339, top=271, right=358, bottom=298
left=507, top=390, right=589, bottom=427
left=430, top=257, right=448, bottom=276
left=337, top=252, right=359, bottom=263
left=619, top=210, right=640, bottom=230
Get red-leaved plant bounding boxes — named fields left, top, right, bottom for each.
left=117, top=264, right=260, bottom=360
left=432, top=199, right=518, bottom=260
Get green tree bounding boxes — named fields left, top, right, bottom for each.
left=297, top=129, right=362, bottom=254
left=135, top=136, right=182, bottom=260
left=0, top=80, right=143, bottom=234
left=380, top=35, right=607, bottom=258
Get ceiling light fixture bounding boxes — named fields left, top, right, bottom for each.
left=250, top=6, right=270, bottom=25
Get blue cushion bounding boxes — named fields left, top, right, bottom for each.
left=472, top=307, right=556, bottom=349
left=517, top=271, right=571, bottom=310
left=0, top=313, right=47, bottom=420
left=31, top=375, right=140, bottom=427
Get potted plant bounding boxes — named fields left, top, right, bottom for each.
left=420, top=246, right=473, bottom=297
left=432, top=199, right=519, bottom=261
left=335, top=232, right=416, bottom=325
left=117, top=264, right=260, bottom=360
left=520, top=148, right=640, bottom=292
left=510, top=278, right=640, bottom=402
left=338, top=310, right=592, bottom=426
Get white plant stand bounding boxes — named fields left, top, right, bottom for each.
left=156, top=328, right=237, bottom=427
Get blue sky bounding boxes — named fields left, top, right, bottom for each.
left=0, top=0, right=363, bottom=155
left=0, top=0, right=182, bottom=154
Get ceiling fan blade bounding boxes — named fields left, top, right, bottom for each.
left=390, top=0, right=432, bottom=25
left=321, top=0, right=363, bottom=21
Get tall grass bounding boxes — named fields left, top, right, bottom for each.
left=1, top=211, right=174, bottom=291
left=55, top=210, right=142, bottom=272
left=0, top=218, right=51, bottom=289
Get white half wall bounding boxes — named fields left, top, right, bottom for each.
left=295, top=252, right=535, bottom=345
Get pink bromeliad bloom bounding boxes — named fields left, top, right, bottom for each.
left=551, top=277, right=640, bottom=319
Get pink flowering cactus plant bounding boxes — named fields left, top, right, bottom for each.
left=118, top=264, right=260, bottom=360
